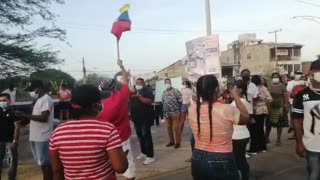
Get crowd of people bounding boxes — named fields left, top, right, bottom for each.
left=0, top=60, right=320, bottom=180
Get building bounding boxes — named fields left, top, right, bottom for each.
left=157, top=59, right=187, bottom=79
left=220, top=34, right=303, bottom=76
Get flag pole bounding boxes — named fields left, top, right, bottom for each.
left=116, top=39, right=120, bottom=61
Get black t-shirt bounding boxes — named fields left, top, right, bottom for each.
left=0, top=107, right=18, bottom=142
left=130, top=87, right=154, bottom=122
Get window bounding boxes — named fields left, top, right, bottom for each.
left=247, top=53, right=252, bottom=60
left=294, top=49, right=301, bottom=57
left=294, top=64, right=301, bottom=72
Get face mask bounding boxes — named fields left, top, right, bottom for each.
left=29, top=91, right=39, bottom=99
left=165, top=84, right=171, bottom=89
left=135, top=85, right=143, bottom=91
left=272, top=78, right=280, bottom=84
left=313, top=73, right=320, bottom=83
left=0, top=102, right=8, bottom=109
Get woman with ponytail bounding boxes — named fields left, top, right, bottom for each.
left=189, top=75, right=250, bottom=180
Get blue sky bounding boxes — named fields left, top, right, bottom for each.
left=50, top=0, right=320, bottom=79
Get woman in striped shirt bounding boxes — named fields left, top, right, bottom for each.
left=50, top=85, right=128, bottom=180
left=189, top=75, right=250, bottom=180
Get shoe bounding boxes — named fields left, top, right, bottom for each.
left=288, top=128, right=294, bottom=133
left=245, top=154, right=251, bottom=159
left=247, top=151, right=258, bottom=155
left=174, top=144, right=181, bottom=149
left=136, top=154, right=146, bottom=160
left=143, top=157, right=156, bottom=165
left=288, top=136, right=296, bottom=140
left=166, top=142, right=175, bottom=147
left=261, top=150, right=267, bottom=153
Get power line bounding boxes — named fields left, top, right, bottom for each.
left=296, top=0, right=320, bottom=7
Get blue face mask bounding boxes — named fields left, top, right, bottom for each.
left=0, top=102, right=8, bottom=109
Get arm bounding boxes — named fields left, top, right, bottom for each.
left=108, top=147, right=128, bottom=173
left=50, top=150, right=65, bottom=180
left=26, top=110, right=50, bottom=123
left=13, top=121, right=20, bottom=143
left=118, top=60, right=129, bottom=85
left=230, top=87, right=250, bottom=125
left=138, top=96, right=153, bottom=105
left=292, top=93, right=306, bottom=158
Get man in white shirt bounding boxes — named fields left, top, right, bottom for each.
left=17, top=80, right=54, bottom=180
left=2, top=83, right=17, bottom=105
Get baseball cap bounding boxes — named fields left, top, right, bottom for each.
left=99, top=78, right=117, bottom=91
left=25, top=80, right=44, bottom=91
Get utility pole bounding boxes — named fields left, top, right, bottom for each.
left=82, top=57, right=87, bottom=84
left=205, top=0, right=212, bottom=35
left=269, top=29, right=282, bottom=71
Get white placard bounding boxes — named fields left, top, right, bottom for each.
left=185, top=34, right=221, bottom=81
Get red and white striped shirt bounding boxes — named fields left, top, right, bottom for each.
left=49, top=119, right=122, bottom=180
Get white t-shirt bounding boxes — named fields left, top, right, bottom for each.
left=30, top=94, right=54, bottom=142
left=2, top=88, right=16, bottom=105
left=231, top=98, right=250, bottom=140
left=286, top=80, right=306, bottom=104
left=181, top=88, right=194, bottom=105
left=247, top=82, right=259, bottom=114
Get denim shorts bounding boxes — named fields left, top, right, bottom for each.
left=30, top=141, right=50, bottom=166
left=192, top=149, right=239, bottom=180
left=180, top=104, right=190, bottom=113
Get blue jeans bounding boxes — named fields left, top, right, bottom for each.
left=30, top=141, right=51, bottom=166
left=0, top=142, right=18, bottom=180
left=133, top=122, right=154, bottom=158
left=192, top=149, right=239, bottom=180
left=306, top=151, right=320, bottom=180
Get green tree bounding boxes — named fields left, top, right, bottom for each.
left=30, top=69, right=76, bottom=94
left=0, top=0, right=66, bottom=77
left=79, top=73, right=106, bottom=86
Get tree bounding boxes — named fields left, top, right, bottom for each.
left=30, top=69, right=76, bottom=94
left=0, top=0, right=66, bottom=77
left=79, top=73, right=106, bottom=86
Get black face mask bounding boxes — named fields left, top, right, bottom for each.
left=242, top=76, right=250, bottom=82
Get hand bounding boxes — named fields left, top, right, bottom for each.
left=15, top=110, right=27, bottom=118
left=230, top=86, right=239, bottom=98
left=11, top=141, right=18, bottom=150
left=117, top=59, right=123, bottom=67
left=296, top=143, right=306, bottom=158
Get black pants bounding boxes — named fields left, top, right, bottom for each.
left=133, top=122, right=154, bottom=158
left=153, top=104, right=162, bottom=126
left=249, top=114, right=267, bottom=152
left=233, top=138, right=250, bottom=180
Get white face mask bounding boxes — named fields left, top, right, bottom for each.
left=0, top=102, right=8, bottom=109
left=165, top=84, right=171, bottom=89
left=135, top=85, right=143, bottom=91
left=29, top=91, right=39, bottom=99
left=313, top=73, right=320, bottom=83
left=272, top=78, right=280, bottom=84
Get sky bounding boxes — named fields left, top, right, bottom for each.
left=48, top=0, right=320, bottom=79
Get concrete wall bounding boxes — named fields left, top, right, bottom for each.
left=221, top=44, right=276, bottom=75
left=157, top=60, right=187, bottom=79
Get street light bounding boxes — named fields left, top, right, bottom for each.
left=269, top=29, right=283, bottom=71
left=205, top=0, right=212, bottom=35
left=292, top=16, right=320, bottom=24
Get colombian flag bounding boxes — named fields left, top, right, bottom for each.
left=111, top=4, right=131, bottom=40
